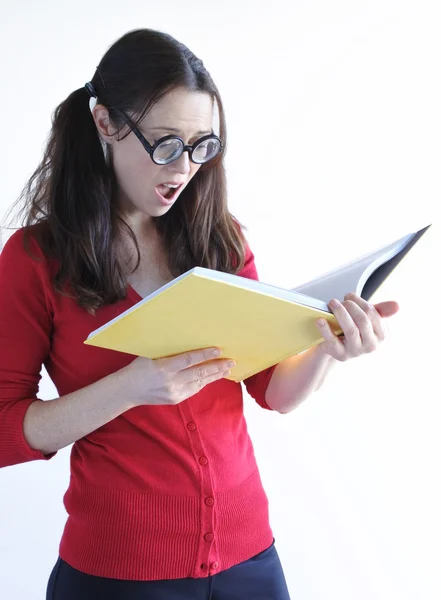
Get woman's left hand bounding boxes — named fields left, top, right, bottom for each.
left=316, top=292, right=400, bottom=362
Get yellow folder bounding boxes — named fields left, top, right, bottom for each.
left=84, top=268, right=341, bottom=382
left=84, top=224, right=430, bottom=381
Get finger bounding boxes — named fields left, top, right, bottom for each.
left=344, top=293, right=386, bottom=341
left=182, top=360, right=234, bottom=394
left=373, top=300, right=400, bottom=318
left=316, top=318, right=347, bottom=361
left=342, top=299, right=377, bottom=351
left=157, top=347, right=222, bottom=373
left=183, top=359, right=235, bottom=384
left=343, top=294, right=399, bottom=319
left=328, top=298, right=363, bottom=356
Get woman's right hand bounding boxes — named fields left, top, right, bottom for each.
left=121, top=348, right=235, bottom=407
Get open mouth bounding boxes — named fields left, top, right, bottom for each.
left=155, top=183, right=183, bottom=203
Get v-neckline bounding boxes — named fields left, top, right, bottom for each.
left=127, top=284, right=144, bottom=303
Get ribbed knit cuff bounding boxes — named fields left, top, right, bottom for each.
left=243, top=365, right=278, bottom=410
left=0, top=398, right=56, bottom=468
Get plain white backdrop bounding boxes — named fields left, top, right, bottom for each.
left=1, top=1, right=440, bottom=598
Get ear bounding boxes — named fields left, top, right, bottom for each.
left=91, top=104, right=118, bottom=145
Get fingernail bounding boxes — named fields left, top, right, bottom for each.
left=330, top=299, right=340, bottom=308
left=227, top=360, right=236, bottom=368
left=212, top=348, right=221, bottom=357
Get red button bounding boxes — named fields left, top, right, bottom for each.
left=187, top=422, right=196, bottom=431
left=211, top=561, right=219, bottom=570
left=199, top=456, right=208, bottom=466
left=204, top=533, right=214, bottom=542
left=205, top=497, right=214, bottom=506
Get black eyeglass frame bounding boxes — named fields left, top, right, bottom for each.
left=114, top=108, right=224, bottom=165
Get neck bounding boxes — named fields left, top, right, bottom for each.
left=117, top=213, right=163, bottom=268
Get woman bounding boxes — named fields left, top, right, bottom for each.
left=0, top=29, right=399, bottom=600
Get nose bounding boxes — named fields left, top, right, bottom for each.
left=172, top=150, right=191, bottom=175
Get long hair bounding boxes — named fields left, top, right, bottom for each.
left=6, top=29, right=245, bottom=313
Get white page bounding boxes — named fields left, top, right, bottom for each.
left=292, top=232, right=415, bottom=303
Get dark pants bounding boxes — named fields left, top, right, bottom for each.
left=46, top=539, right=291, bottom=600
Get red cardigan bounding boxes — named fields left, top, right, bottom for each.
left=0, top=227, right=277, bottom=581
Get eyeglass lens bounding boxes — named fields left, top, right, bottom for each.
left=153, top=137, right=221, bottom=165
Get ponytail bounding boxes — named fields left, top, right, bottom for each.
left=8, top=86, right=128, bottom=313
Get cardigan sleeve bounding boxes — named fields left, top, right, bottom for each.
left=237, top=240, right=277, bottom=411
left=0, top=229, right=57, bottom=468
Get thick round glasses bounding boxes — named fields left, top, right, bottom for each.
left=136, top=132, right=223, bottom=165
left=117, top=109, right=223, bottom=165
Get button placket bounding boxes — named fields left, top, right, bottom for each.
left=177, top=400, right=218, bottom=576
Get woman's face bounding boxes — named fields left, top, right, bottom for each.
left=93, top=87, right=214, bottom=224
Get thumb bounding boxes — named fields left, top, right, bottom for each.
left=373, top=301, right=400, bottom=318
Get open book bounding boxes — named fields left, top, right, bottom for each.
left=85, top=224, right=431, bottom=382
left=292, top=224, right=431, bottom=303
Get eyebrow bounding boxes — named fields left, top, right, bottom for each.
left=148, top=126, right=213, bottom=136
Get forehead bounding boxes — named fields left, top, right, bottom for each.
left=141, top=88, right=214, bottom=132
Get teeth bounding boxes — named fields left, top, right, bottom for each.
left=164, top=183, right=179, bottom=188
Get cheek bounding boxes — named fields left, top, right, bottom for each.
left=112, top=140, right=156, bottom=187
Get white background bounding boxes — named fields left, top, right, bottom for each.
left=1, top=1, right=440, bottom=598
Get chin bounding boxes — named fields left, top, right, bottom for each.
left=152, top=204, right=174, bottom=217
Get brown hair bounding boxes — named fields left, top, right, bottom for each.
left=6, top=29, right=245, bottom=313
